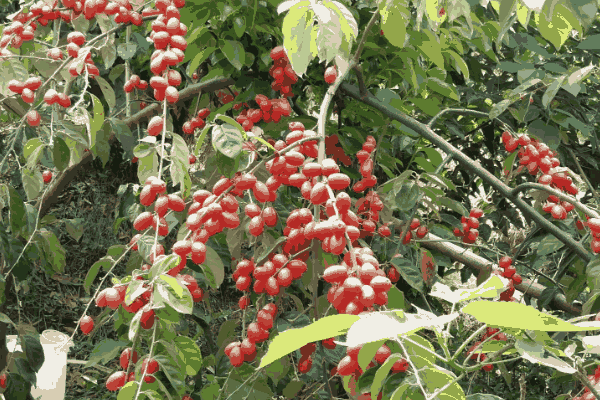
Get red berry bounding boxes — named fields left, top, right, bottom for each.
left=120, top=348, right=139, bottom=369
left=324, top=66, right=337, bottom=84
left=140, top=309, right=155, bottom=329
left=106, top=371, right=127, bottom=391
left=42, top=170, right=52, bottom=183
left=189, top=154, right=196, bottom=164
left=498, top=256, right=512, bottom=269
left=80, top=315, right=94, bottom=334
left=0, top=374, right=6, bottom=389
left=26, top=110, right=41, bottom=127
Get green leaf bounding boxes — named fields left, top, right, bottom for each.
left=395, top=182, right=420, bottom=211
left=21, top=169, right=43, bottom=201
left=157, top=275, right=194, bottom=314
left=536, top=4, right=572, bottom=49
left=528, top=119, right=560, bottom=150
left=149, top=254, right=181, bottom=279
left=84, top=258, right=111, bottom=295
left=392, top=257, right=425, bottom=293
left=542, top=75, right=566, bottom=108
left=221, top=40, right=245, bottom=70
left=586, top=257, right=600, bottom=294
left=91, top=121, right=111, bottom=168
left=116, top=42, right=137, bottom=59
left=52, top=136, right=70, bottom=171
left=24, top=138, right=45, bottom=169
left=426, top=77, right=460, bottom=100
left=233, top=16, right=246, bottom=38
left=211, top=123, right=244, bottom=158
left=217, top=320, right=238, bottom=348
left=194, top=123, right=211, bottom=158
left=380, top=1, right=409, bottom=48
left=259, top=314, right=360, bottom=368
left=200, top=245, right=225, bottom=288
left=110, top=118, right=136, bottom=157
left=537, top=234, right=565, bottom=256
left=462, top=300, right=600, bottom=331
left=186, top=47, right=216, bottom=77
left=282, top=1, right=315, bottom=76
left=439, top=196, right=468, bottom=216
left=137, top=152, right=159, bottom=185
left=64, top=218, right=85, bottom=242
left=170, top=133, right=189, bottom=190
left=8, top=186, right=26, bottom=235
left=173, top=336, right=202, bottom=375
left=445, top=50, right=469, bottom=80
left=108, top=64, right=125, bottom=82
left=371, top=354, right=403, bottom=399
left=421, top=367, right=466, bottom=399
left=282, top=380, right=304, bottom=398
left=95, top=75, right=116, bottom=111
left=36, top=229, right=66, bottom=274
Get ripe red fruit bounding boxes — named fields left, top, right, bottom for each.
left=141, top=357, right=159, bottom=377
left=26, top=110, right=41, bottom=126
left=189, top=154, right=196, bottom=164
left=324, top=66, right=337, bottom=84
left=298, top=356, right=313, bottom=373
left=106, top=371, right=127, bottom=391
left=42, top=170, right=52, bottom=183
left=387, top=267, right=400, bottom=283
left=391, top=358, right=409, bottom=373
left=378, top=225, right=391, bottom=237
left=512, top=273, right=522, bottom=285
left=270, top=46, right=286, bottom=60
left=415, top=225, right=428, bottom=238
left=322, top=337, right=337, bottom=349
left=120, top=348, right=139, bottom=369
left=499, top=256, right=512, bottom=269
left=0, top=374, right=6, bottom=389
left=140, top=309, right=155, bottom=329
left=80, top=315, right=94, bottom=334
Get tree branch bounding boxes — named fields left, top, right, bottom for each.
left=339, top=81, right=593, bottom=263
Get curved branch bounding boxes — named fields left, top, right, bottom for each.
left=37, top=76, right=236, bottom=218
left=420, top=232, right=582, bottom=315
left=511, top=182, right=600, bottom=219
left=339, top=81, right=593, bottom=263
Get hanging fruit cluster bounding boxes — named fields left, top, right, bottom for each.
left=572, top=365, right=600, bottom=400
left=123, top=74, right=149, bottom=93
left=353, top=135, right=378, bottom=193
left=225, top=303, right=277, bottom=366
left=182, top=107, right=211, bottom=134
left=336, top=342, right=408, bottom=379
left=452, top=207, right=484, bottom=244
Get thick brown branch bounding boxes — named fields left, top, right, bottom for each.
left=419, top=232, right=582, bottom=315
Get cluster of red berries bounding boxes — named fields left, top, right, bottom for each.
left=148, top=69, right=183, bottom=104
left=587, top=218, right=600, bottom=254
left=269, top=46, right=298, bottom=97
left=182, top=108, right=211, bottom=135
left=324, top=65, right=337, bottom=84
left=8, top=77, right=41, bottom=103
left=225, top=303, right=277, bottom=367
left=465, top=327, right=508, bottom=372
left=106, top=350, right=159, bottom=391
left=502, top=132, right=579, bottom=218
left=295, top=338, right=337, bottom=374
left=493, top=256, right=523, bottom=302
left=123, top=74, right=149, bottom=93
left=324, top=246, right=392, bottom=314
left=133, top=177, right=187, bottom=243
left=572, top=365, right=600, bottom=400
left=235, top=94, right=292, bottom=131
left=404, top=218, right=429, bottom=244
left=352, top=136, right=378, bottom=193
left=233, top=253, right=307, bottom=297
left=336, top=342, right=408, bottom=379
left=145, top=0, right=188, bottom=104
left=355, top=190, right=385, bottom=240
left=216, top=89, right=244, bottom=108
left=452, top=208, right=484, bottom=244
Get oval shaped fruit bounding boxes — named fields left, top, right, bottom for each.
left=106, top=371, right=127, bottom=391
left=80, top=315, right=94, bottom=334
